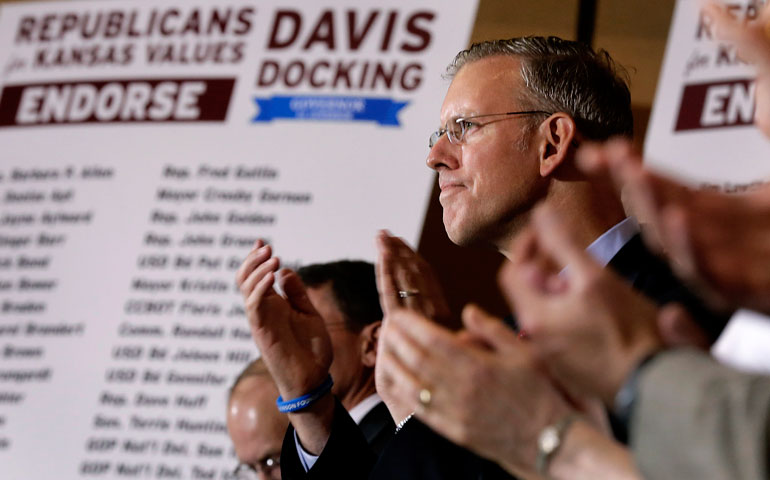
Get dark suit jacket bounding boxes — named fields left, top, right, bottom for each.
left=280, top=233, right=731, bottom=480
left=281, top=400, right=398, bottom=480
left=607, top=234, right=730, bottom=343
left=358, top=400, right=396, bottom=454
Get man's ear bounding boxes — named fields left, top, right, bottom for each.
left=537, top=113, right=577, bottom=177
left=360, top=321, right=381, bottom=368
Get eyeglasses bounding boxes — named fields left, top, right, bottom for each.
left=233, top=454, right=281, bottom=480
left=428, top=110, right=551, bottom=148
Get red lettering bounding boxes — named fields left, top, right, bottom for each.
left=347, top=10, right=379, bottom=50
left=303, top=10, right=335, bottom=50
left=15, top=16, right=35, bottom=43
left=104, top=11, right=124, bottom=38
left=257, top=60, right=280, bottom=87
left=159, top=9, right=180, bottom=36
left=380, top=11, right=397, bottom=51
left=234, top=7, right=256, bottom=35
left=180, top=10, right=201, bottom=35
left=401, top=12, right=434, bottom=52
left=310, top=61, right=330, bottom=88
left=268, top=10, right=301, bottom=49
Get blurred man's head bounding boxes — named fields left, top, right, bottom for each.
left=227, top=359, right=288, bottom=480
left=297, top=260, right=382, bottom=410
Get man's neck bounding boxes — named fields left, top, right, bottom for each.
left=339, top=377, right=377, bottom=412
left=498, top=180, right=627, bottom=259
left=495, top=179, right=626, bottom=257
left=347, top=392, right=383, bottom=425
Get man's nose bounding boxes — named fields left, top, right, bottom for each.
left=426, top=134, right=459, bottom=171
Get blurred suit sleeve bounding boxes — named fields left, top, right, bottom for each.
left=631, top=348, right=770, bottom=480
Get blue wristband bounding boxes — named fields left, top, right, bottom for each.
left=276, top=375, right=334, bottom=413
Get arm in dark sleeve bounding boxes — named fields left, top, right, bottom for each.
left=280, top=398, right=378, bottom=480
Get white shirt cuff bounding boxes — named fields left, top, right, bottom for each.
left=293, top=429, right=319, bottom=471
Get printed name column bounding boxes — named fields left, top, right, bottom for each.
left=0, top=165, right=112, bottom=453
left=80, top=162, right=287, bottom=479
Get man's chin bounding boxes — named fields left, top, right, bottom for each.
left=444, top=215, right=512, bottom=250
left=444, top=220, right=483, bottom=248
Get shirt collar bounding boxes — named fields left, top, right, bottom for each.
left=348, top=393, right=383, bottom=425
left=584, top=217, right=639, bottom=267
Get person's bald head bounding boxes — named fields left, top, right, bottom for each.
left=227, top=359, right=288, bottom=480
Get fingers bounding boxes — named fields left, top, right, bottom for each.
left=235, top=240, right=264, bottom=281
left=576, top=139, right=697, bottom=255
left=376, top=231, right=401, bottom=315
left=657, top=303, right=710, bottom=350
left=498, top=260, right=552, bottom=338
left=235, top=240, right=271, bottom=291
left=380, top=309, right=473, bottom=404
left=376, top=230, right=450, bottom=320
left=240, top=256, right=280, bottom=301
left=659, top=205, right=700, bottom=284
left=378, top=308, right=487, bottom=441
left=245, top=270, right=277, bottom=329
left=702, top=1, right=743, bottom=43
left=461, top=304, right=520, bottom=352
left=386, top=308, right=460, bottom=361
left=576, top=139, right=639, bottom=196
left=499, top=235, right=549, bottom=336
left=386, top=235, right=428, bottom=312
left=701, top=0, right=770, bottom=64
left=278, top=269, right=317, bottom=314
left=377, top=342, right=424, bottom=413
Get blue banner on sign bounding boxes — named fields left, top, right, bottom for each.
left=252, top=95, right=408, bottom=126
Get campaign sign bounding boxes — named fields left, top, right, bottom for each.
left=0, top=1, right=479, bottom=478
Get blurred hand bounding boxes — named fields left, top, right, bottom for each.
left=374, top=230, right=452, bottom=421
left=377, top=304, right=574, bottom=478
left=375, top=230, right=451, bottom=321
left=579, top=139, right=770, bottom=314
left=703, top=0, right=770, bottom=135
left=500, top=204, right=664, bottom=405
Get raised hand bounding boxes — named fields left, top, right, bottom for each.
left=235, top=241, right=335, bottom=453
left=500, top=204, right=664, bottom=405
left=375, top=230, right=451, bottom=322
left=374, top=230, right=452, bottom=422
left=579, top=139, right=770, bottom=314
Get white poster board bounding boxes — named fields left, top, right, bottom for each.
left=0, top=1, right=479, bottom=478
left=645, top=0, right=770, bottom=372
left=645, top=0, right=770, bottom=188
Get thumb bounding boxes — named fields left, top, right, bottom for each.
left=278, top=269, right=317, bottom=314
left=657, top=303, right=710, bottom=350
left=461, top=304, right=519, bottom=351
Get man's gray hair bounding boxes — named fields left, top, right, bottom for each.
left=446, top=36, right=633, bottom=140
